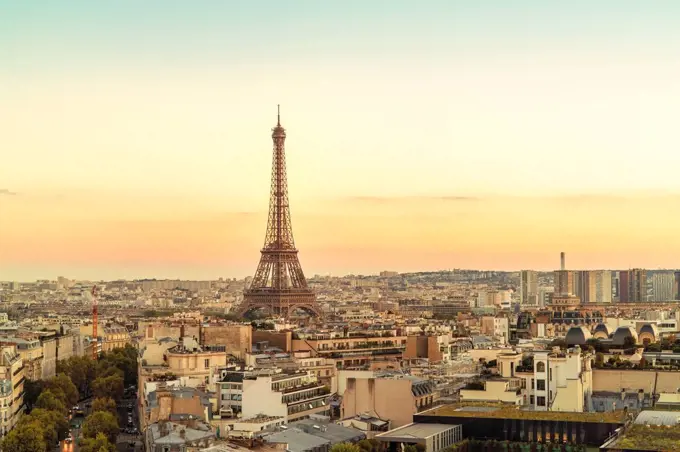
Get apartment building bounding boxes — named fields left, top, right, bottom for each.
left=403, top=334, right=453, bottom=364
left=520, top=270, right=538, bottom=305
left=531, top=347, right=593, bottom=412
left=0, top=346, right=24, bottom=436
left=291, top=330, right=406, bottom=370
left=460, top=348, right=593, bottom=413
left=241, top=369, right=330, bottom=422
left=200, top=323, right=252, bottom=360
left=341, top=374, right=438, bottom=428
left=102, top=325, right=131, bottom=352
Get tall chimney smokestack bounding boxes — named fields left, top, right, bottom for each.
left=560, top=252, right=566, bottom=270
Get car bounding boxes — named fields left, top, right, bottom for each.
left=65, top=436, right=73, bottom=444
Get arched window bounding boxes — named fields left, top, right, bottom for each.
left=536, top=361, right=546, bottom=372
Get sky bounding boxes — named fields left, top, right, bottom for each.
left=2, top=1, right=680, bottom=281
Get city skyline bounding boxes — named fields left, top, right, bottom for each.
left=3, top=1, right=680, bottom=280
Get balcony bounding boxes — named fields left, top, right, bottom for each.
left=282, top=387, right=330, bottom=405
left=287, top=398, right=329, bottom=417
left=280, top=382, right=325, bottom=395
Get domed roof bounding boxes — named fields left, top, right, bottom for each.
left=612, top=326, right=638, bottom=346
left=639, top=323, right=659, bottom=336
left=593, top=323, right=612, bottom=337
left=565, top=325, right=591, bottom=346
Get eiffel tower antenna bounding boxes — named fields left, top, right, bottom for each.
left=239, top=106, right=320, bottom=320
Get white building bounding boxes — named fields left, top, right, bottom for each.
left=531, top=347, right=592, bottom=412
left=241, top=369, right=330, bottom=422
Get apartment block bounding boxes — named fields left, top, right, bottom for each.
left=0, top=346, right=24, bottom=436
left=241, top=369, right=330, bottom=422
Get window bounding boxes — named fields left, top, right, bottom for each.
left=536, top=362, right=546, bottom=372
left=530, top=395, right=534, bottom=404
left=537, top=396, right=546, bottom=406
left=549, top=368, right=552, bottom=381
left=204, top=359, right=210, bottom=368
left=531, top=379, right=534, bottom=389
left=536, top=379, right=546, bottom=391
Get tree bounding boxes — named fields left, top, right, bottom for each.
left=623, top=336, right=637, bottom=349
left=357, top=439, right=380, bottom=452
left=92, top=374, right=125, bottom=401
left=58, top=355, right=97, bottom=397
left=79, top=433, right=116, bottom=452
left=595, top=352, right=605, bottom=367
left=35, top=389, right=67, bottom=415
left=82, top=410, right=119, bottom=443
left=23, top=379, right=44, bottom=413
left=330, top=443, right=361, bottom=452
left=46, top=373, right=79, bottom=407
left=22, top=408, right=69, bottom=446
left=92, top=397, right=117, bottom=416
left=1, top=418, right=47, bottom=452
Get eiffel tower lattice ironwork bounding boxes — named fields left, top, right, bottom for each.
left=239, top=106, right=320, bottom=318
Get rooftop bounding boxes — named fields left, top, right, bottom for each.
left=421, top=403, right=627, bottom=423
left=377, top=423, right=458, bottom=440
left=607, top=424, right=680, bottom=451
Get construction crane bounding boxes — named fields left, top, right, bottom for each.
left=91, top=285, right=99, bottom=360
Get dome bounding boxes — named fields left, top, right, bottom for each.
left=639, top=323, right=659, bottom=336
left=638, top=323, right=659, bottom=344
left=612, top=326, right=638, bottom=347
left=565, top=325, right=591, bottom=346
left=592, top=323, right=612, bottom=339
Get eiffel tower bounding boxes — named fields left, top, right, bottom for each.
left=239, top=107, right=320, bottom=318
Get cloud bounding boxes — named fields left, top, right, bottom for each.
left=344, top=195, right=479, bottom=204
left=0, top=189, right=17, bottom=196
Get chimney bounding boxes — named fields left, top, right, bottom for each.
left=560, top=252, right=566, bottom=271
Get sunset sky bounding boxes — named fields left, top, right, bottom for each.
left=3, top=1, right=680, bottom=280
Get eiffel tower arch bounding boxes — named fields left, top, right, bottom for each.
left=238, top=106, right=321, bottom=319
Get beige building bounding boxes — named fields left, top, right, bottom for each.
left=0, top=346, right=24, bottom=436
left=102, top=325, right=131, bottom=352
left=200, top=324, right=252, bottom=360
left=460, top=348, right=593, bottom=413
left=291, top=332, right=406, bottom=370
left=341, top=374, right=438, bottom=428
left=532, top=347, right=593, bottom=412
left=241, top=369, right=330, bottom=422
left=11, top=339, right=43, bottom=381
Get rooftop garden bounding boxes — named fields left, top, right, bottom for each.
left=614, top=424, right=680, bottom=451
left=425, top=403, right=627, bottom=423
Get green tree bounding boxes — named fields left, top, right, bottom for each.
left=623, top=336, right=637, bottom=349
left=35, top=389, right=67, bottom=415
left=357, top=439, right=380, bottom=452
left=92, top=374, right=125, bottom=401
left=21, top=408, right=69, bottom=446
left=23, top=379, right=44, bottom=413
left=46, top=373, right=79, bottom=407
left=82, top=410, right=119, bottom=443
left=1, top=418, right=47, bottom=452
left=58, top=355, right=97, bottom=397
left=92, top=397, right=117, bottom=416
left=330, top=443, right=361, bottom=452
left=79, top=433, right=116, bottom=452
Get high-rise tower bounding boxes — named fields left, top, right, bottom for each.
left=239, top=107, right=320, bottom=318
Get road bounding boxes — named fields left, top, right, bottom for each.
left=62, top=392, right=142, bottom=452
left=115, top=395, right=142, bottom=452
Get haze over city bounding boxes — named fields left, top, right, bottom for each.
left=3, top=0, right=680, bottom=280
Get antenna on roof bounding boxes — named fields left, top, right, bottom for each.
left=277, top=104, right=281, bottom=126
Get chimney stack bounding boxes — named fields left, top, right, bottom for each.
left=560, top=252, right=566, bottom=271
